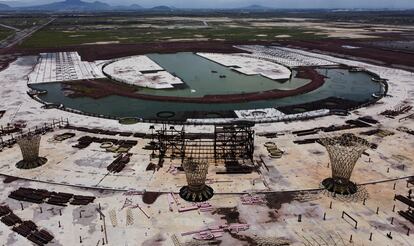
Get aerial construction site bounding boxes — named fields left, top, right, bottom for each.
left=0, top=5, right=413, bottom=246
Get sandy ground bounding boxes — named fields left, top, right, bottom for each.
left=0, top=47, right=413, bottom=245
left=103, top=55, right=184, bottom=89
left=197, top=53, right=291, bottom=80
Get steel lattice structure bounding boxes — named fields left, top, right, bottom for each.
left=151, top=123, right=255, bottom=165
left=16, top=134, right=47, bottom=169
left=320, top=133, right=370, bottom=195
left=179, top=157, right=214, bottom=202
left=150, top=124, right=186, bottom=166
left=214, top=123, right=255, bottom=163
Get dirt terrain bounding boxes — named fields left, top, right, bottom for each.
left=3, top=40, right=251, bottom=61
left=2, top=38, right=413, bottom=72
left=278, top=39, right=414, bottom=70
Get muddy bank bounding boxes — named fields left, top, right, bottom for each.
left=62, top=67, right=325, bottom=104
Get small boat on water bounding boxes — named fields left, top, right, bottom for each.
left=372, top=93, right=382, bottom=99
left=211, top=70, right=218, bottom=73
left=371, top=77, right=387, bottom=83
left=219, top=75, right=226, bottom=78
left=349, top=67, right=365, bottom=72
left=28, top=89, right=47, bottom=96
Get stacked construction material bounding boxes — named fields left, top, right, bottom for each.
left=73, top=136, right=94, bottom=149
left=0, top=205, right=12, bottom=216
left=119, top=132, right=133, bottom=137
left=9, top=188, right=95, bottom=206
left=0, top=205, right=54, bottom=245
left=73, top=136, right=137, bottom=152
left=360, top=129, right=394, bottom=137
left=27, top=229, right=54, bottom=246
left=264, top=142, right=284, bottom=159
left=292, top=128, right=321, bottom=136
left=1, top=212, right=22, bottom=226
left=70, top=195, right=96, bottom=205
left=395, top=195, right=414, bottom=207
left=9, top=188, right=49, bottom=204
left=398, top=210, right=414, bottom=224
left=381, top=104, right=412, bottom=117
left=47, top=192, right=73, bottom=206
left=397, top=126, right=414, bottom=136
left=53, top=132, right=75, bottom=141
left=181, top=223, right=249, bottom=241
left=65, top=125, right=146, bottom=138
left=293, top=138, right=319, bottom=145
left=117, top=140, right=138, bottom=152
left=13, top=220, right=37, bottom=237
left=107, top=153, right=131, bottom=173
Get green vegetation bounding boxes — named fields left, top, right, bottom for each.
left=20, top=16, right=325, bottom=48
left=0, top=27, right=13, bottom=41
left=0, top=17, right=49, bottom=29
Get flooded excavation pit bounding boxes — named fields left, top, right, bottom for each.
left=29, top=52, right=384, bottom=123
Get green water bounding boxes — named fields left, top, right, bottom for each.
left=31, top=53, right=383, bottom=121
left=135, top=52, right=306, bottom=97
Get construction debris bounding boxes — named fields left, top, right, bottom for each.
left=0, top=205, right=54, bottom=246
left=9, top=188, right=95, bottom=206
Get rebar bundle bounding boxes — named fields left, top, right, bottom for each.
left=320, top=133, right=370, bottom=195
left=16, top=135, right=47, bottom=169
left=179, top=158, right=214, bottom=202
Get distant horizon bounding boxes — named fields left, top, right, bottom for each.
left=1, top=0, right=414, bottom=9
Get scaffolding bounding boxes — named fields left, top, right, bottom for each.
left=151, top=124, right=185, bottom=165
left=214, top=123, right=255, bottom=164
left=151, top=122, right=255, bottom=165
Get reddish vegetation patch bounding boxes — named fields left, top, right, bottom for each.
left=62, top=79, right=138, bottom=99
left=63, top=67, right=325, bottom=104
left=142, top=192, right=161, bottom=204
left=278, top=39, right=414, bottom=70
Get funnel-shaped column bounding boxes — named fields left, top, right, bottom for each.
left=16, top=135, right=47, bottom=169
left=179, top=158, right=214, bottom=202
left=321, top=133, right=370, bottom=195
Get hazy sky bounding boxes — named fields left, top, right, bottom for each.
left=2, top=0, right=414, bottom=8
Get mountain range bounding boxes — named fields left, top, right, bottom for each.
left=0, top=0, right=272, bottom=12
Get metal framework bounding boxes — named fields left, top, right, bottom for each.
left=179, top=157, right=214, bottom=202
left=151, top=124, right=185, bottom=165
left=16, top=134, right=47, bottom=169
left=214, top=124, right=254, bottom=163
left=151, top=123, right=255, bottom=165
left=320, top=133, right=370, bottom=195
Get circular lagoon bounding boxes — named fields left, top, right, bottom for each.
left=30, top=52, right=383, bottom=122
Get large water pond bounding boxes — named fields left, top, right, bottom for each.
left=30, top=52, right=383, bottom=121
left=140, top=52, right=307, bottom=97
